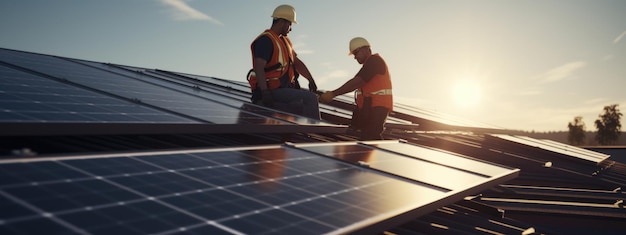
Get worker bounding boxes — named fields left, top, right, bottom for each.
left=248, top=4, right=320, bottom=120
left=320, top=37, right=393, bottom=140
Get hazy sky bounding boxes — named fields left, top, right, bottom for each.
left=1, top=0, right=625, bottom=131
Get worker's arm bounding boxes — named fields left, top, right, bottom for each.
left=253, top=57, right=268, bottom=91
left=253, top=57, right=274, bottom=106
left=294, top=57, right=317, bottom=92
left=320, top=76, right=364, bottom=103
left=332, top=76, right=365, bottom=96
left=294, top=57, right=313, bottom=81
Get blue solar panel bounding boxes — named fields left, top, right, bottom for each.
left=77, top=61, right=322, bottom=126
left=0, top=141, right=518, bottom=234
left=0, top=48, right=521, bottom=233
left=0, top=143, right=461, bottom=234
left=0, top=48, right=346, bottom=135
left=0, top=49, right=322, bottom=125
left=0, top=63, right=196, bottom=123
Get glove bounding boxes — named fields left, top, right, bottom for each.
left=308, top=80, right=318, bottom=93
left=320, top=91, right=335, bottom=103
left=261, top=90, right=274, bottom=107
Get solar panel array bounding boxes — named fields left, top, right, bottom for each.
left=0, top=48, right=344, bottom=136
left=0, top=48, right=521, bottom=234
left=3, top=47, right=623, bottom=234
left=0, top=140, right=518, bottom=234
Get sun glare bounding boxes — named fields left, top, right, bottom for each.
left=452, top=80, right=482, bottom=108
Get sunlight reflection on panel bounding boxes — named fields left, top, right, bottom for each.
left=293, top=140, right=519, bottom=192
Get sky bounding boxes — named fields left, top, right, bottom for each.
left=1, top=0, right=625, bottom=132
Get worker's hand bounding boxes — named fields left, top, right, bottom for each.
left=308, top=80, right=318, bottom=93
left=319, top=91, right=335, bottom=103
left=261, top=90, right=274, bottom=107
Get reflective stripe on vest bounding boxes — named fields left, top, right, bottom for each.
left=356, top=87, right=394, bottom=110
left=356, top=89, right=393, bottom=96
left=355, top=54, right=393, bottom=110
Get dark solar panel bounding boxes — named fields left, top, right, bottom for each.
left=294, top=141, right=519, bottom=192
left=74, top=62, right=250, bottom=107
left=169, top=71, right=260, bottom=93
left=80, top=62, right=324, bottom=127
left=0, top=63, right=196, bottom=123
left=0, top=48, right=346, bottom=135
left=0, top=142, right=487, bottom=234
left=490, top=134, right=610, bottom=163
left=0, top=49, right=324, bottom=126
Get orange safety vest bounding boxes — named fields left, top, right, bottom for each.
left=248, top=30, right=295, bottom=91
left=356, top=54, right=393, bottom=111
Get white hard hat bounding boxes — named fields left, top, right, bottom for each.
left=349, top=37, right=370, bottom=55
left=271, top=4, right=297, bottom=24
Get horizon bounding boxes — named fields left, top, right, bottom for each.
left=1, top=1, right=625, bottom=132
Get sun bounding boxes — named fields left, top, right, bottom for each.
left=452, top=80, right=482, bottom=108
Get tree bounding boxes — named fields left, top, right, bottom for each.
left=594, top=104, right=622, bottom=145
left=567, top=116, right=586, bottom=145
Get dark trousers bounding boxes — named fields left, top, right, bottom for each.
left=351, top=106, right=389, bottom=140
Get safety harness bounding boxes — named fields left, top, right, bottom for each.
left=247, top=30, right=294, bottom=92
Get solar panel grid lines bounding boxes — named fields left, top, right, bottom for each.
left=1, top=144, right=447, bottom=234
left=0, top=59, right=200, bottom=124
left=73, top=60, right=246, bottom=108
left=2, top=155, right=249, bottom=234
left=175, top=148, right=397, bottom=234
left=33, top=160, right=218, bottom=234
left=195, top=147, right=428, bottom=233
left=0, top=189, right=90, bottom=234
left=66, top=156, right=284, bottom=235
left=0, top=49, right=252, bottom=125
left=207, top=180, right=389, bottom=234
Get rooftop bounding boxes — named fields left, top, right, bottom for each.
left=1, top=48, right=625, bottom=234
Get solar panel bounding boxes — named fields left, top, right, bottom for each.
left=0, top=63, right=197, bottom=124
left=166, top=70, right=252, bottom=94
left=489, top=134, right=610, bottom=164
left=293, top=140, right=519, bottom=192
left=106, top=65, right=332, bottom=128
left=79, top=63, right=318, bottom=125
left=0, top=48, right=346, bottom=135
left=0, top=140, right=517, bottom=234
left=74, top=62, right=251, bottom=107
left=0, top=49, right=328, bottom=126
